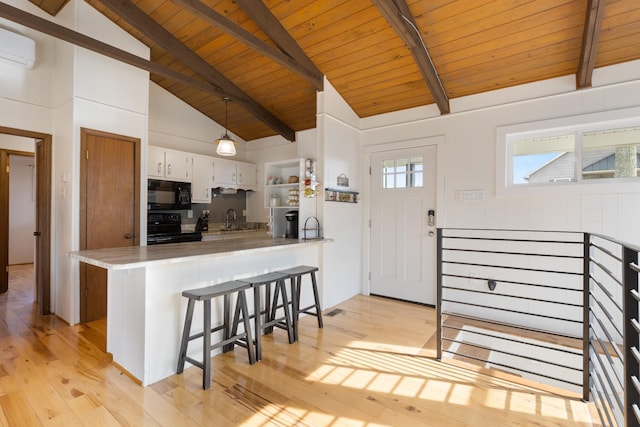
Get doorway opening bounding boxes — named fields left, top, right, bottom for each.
left=0, top=127, right=51, bottom=315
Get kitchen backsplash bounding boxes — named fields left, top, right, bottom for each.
left=179, top=189, right=263, bottom=230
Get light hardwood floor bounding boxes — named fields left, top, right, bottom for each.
left=0, top=264, right=597, bottom=426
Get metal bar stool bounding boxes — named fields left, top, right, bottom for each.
left=239, top=272, right=294, bottom=361
left=275, top=265, right=323, bottom=342
left=177, top=280, right=255, bottom=390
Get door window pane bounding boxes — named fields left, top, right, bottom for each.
left=381, top=156, right=424, bottom=188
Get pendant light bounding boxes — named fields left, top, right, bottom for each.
left=216, top=97, right=236, bottom=156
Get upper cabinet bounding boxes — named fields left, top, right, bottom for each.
left=212, top=157, right=236, bottom=186
left=213, top=158, right=257, bottom=190
left=237, top=161, right=257, bottom=189
left=147, top=146, right=191, bottom=182
left=191, top=154, right=215, bottom=203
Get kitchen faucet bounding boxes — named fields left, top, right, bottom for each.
left=225, top=208, right=236, bottom=230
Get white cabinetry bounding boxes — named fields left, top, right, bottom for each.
left=147, top=146, right=165, bottom=178
left=147, top=147, right=191, bottom=182
left=213, top=158, right=257, bottom=190
left=191, top=154, right=215, bottom=203
left=212, top=157, right=236, bottom=186
left=237, top=161, right=257, bottom=188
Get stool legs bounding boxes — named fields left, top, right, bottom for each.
left=270, top=279, right=295, bottom=344
left=202, top=299, right=212, bottom=390
left=177, top=283, right=255, bottom=390
left=288, top=270, right=323, bottom=342
left=251, top=278, right=294, bottom=361
left=177, top=299, right=195, bottom=375
left=230, top=291, right=256, bottom=364
left=252, top=285, right=263, bottom=361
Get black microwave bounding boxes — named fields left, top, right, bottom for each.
left=148, top=179, right=192, bottom=210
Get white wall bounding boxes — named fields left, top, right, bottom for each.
left=316, top=79, right=363, bottom=309
left=8, top=154, right=35, bottom=264
left=64, top=0, right=150, bottom=324
left=148, top=82, right=248, bottom=158
left=361, top=61, right=640, bottom=248
left=1, top=0, right=151, bottom=323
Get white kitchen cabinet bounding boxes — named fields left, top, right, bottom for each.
left=212, top=158, right=257, bottom=190
left=147, top=147, right=191, bottom=182
left=237, top=161, right=257, bottom=188
left=165, top=149, right=191, bottom=181
left=147, top=146, right=165, bottom=178
left=191, top=154, right=215, bottom=203
left=212, top=157, right=237, bottom=186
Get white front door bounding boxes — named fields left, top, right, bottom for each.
left=370, top=146, right=437, bottom=305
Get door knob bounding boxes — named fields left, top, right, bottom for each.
left=33, top=231, right=41, bottom=236
left=124, top=233, right=134, bottom=239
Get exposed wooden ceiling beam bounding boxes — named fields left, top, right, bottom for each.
left=0, top=1, right=225, bottom=94
left=97, top=0, right=295, bottom=141
left=577, top=0, right=606, bottom=88
left=234, top=0, right=323, bottom=91
left=373, top=0, right=449, bottom=114
left=170, top=0, right=322, bottom=91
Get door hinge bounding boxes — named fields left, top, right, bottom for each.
left=369, top=219, right=371, bottom=228
left=85, top=288, right=88, bottom=299
left=5, top=165, right=9, bottom=174
left=368, top=272, right=371, bottom=280
left=86, top=150, right=89, bottom=160
left=369, top=166, right=371, bottom=175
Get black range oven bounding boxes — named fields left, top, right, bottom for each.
left=147, top=213, right=202, bottom=245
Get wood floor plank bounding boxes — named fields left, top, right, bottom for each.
left=0, top=264, right=598, bottom=426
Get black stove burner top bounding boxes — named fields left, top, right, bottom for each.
left=147, top=213, right=202, bottom=245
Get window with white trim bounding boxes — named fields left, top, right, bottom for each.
left=509, top=126, right=640, bottom=186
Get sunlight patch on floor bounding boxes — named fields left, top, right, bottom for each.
left=300, top=340, right=593, bottom=426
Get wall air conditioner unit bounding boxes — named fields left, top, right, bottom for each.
left=0, top=27, right=35, bottom=69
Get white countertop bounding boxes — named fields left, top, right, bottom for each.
left=69, top=236, right=329, bottom=270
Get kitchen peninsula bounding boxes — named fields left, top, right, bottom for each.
left=69, top=236, right=329, bottom=386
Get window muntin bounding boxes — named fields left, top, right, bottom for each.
left=382, top=156, right=424, bottom=189
left=509, top=127, right=640, bottom=186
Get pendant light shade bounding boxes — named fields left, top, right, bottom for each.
left=216, top=97, right=236, bottom=156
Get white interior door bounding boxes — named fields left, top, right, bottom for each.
left=370, top=146, right=437, bottom=305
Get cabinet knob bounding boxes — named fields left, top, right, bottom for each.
left=124, top=233, right=134, bottom=239
left=167, top=164, right=172, bottom=175
left=157, top=162, right=162, bottom=173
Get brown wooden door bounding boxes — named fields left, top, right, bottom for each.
left=80, top=129, right=140, bottom=322
left=0, top=150, right=8, bottom=293
left=34, top=138, right=52, bottom=314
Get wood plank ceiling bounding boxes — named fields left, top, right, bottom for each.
left=17, top=0, right=640, bottom=142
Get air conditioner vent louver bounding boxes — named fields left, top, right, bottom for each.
left=0, top=27, right=35, bottom=69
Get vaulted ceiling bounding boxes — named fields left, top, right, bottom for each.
left=8, top=0, right=640, bottom=142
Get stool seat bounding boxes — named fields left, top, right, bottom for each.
left=239, top=272, right=288, bottom=285
left=177, top=280, right=255, bottom=389
left=239, top=272, right=294, bottom=361
left=276, top=265, right=319, bottom=276
left=182, top=280, right=250, bottom=300
left=275, top=265, right=323, bottom=341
